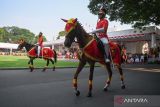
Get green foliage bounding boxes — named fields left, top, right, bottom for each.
left=0, top=26, right=47, bottom=43
left=88, top=0, right=160, bottom=28
left=0, top=26, right=35, bottom=43
left=0, top=28, right=9, bottom=42
left=59, top=31, right=66, bottom=36
left=56, top=31, right=66, bottom=40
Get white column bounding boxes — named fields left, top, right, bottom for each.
left=52, top=43, right=54, bottom=49
left=10, top=48, right=12, bottom=55
left=151, top=33, right=156, bottom=48
left=51, top=42, right=54, bottom=49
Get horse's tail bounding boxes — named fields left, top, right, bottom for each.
left=53, top=49, right=57, bottom=63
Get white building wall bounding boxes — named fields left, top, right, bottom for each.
left=125, top=42, right=136, bottom=54
left=125, top=41, right=152, bottom=54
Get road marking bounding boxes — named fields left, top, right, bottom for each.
left=124, top=68, right=160, bottom=72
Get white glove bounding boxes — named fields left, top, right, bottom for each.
left=89, top=28, right=105, bottom=34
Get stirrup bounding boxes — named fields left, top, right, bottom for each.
left=105, top=59, right=110, bottom=63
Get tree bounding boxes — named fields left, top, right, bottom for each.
left=0, top=26, right=36, bottom=43
left=0, top=26, right=48, bottom=44
left=0, top=28, right=10, bottom=42
left=59, top=31, right=66, bottom=37
left=56, top=31, right=66, bottom=40
left=88, top=0, right=160, bottom=28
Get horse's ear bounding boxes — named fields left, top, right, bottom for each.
left=17, top=40, right=19, bottom=44
left=21, top=39, right=24, bottom=42
left=74, top=18, right=77, bottom=23
left=19, top=38, right=24, bottom=43
left=61, top=18, right=68, bottom=22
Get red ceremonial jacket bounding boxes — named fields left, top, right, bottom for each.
left=38, top=36, right=43, bottom=48
left=96, top=18, right=109, bottom=40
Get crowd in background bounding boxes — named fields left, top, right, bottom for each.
left=123, top=47, right=160, bottom=64
left=1, top=46, right=160, bottom=64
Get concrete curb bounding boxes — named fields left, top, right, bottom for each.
left=0, top=67, right=79, bottom=70
left=0, top=64, right=159, bottom=70
left=0, top=66, right=102, bottom=70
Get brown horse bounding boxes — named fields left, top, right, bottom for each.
left=62, top=18, right=125, bottom=97
left=17, top=39, right=57, bottom=72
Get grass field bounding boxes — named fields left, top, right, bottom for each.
left=0, top=55, right=79, bottom=68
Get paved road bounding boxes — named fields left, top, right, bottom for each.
left=0, top=64, right=160, bottom=107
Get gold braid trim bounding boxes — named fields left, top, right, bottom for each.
left=84, top=52, right=102, bottom=61
left=83, top=38, right=103, bottom=62
left=73, top=79, right=77, bottom=84
left=83, top=38, right=95, bottom=49
left=89, top=80, right=92, bottom=85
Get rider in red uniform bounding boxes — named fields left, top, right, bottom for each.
left=96, top=7, right=110, bottom=63
left=37, top=32, right=43, bottom=57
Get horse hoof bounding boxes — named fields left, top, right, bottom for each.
left=42, top=68, right=46, bottom=72
left=30, top=67, right=34, bottom=72
left=75, top=90, right=80, bottom=96
left=53, top=67, right=55, bottom=71
left=103, top=87, right=108, bottom=92
left=87, top=92, right=92, bottom=97
left=121, top=85, right=125, bottom=89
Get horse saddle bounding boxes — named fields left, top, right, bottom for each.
left=82, top=38, right=121, bottom=65
left=28, top=47, right=53, bottom=59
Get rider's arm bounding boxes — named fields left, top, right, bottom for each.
left=102, top=19, right=108, bottom=34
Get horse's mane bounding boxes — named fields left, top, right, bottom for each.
left=76, top=21, right=93, bottom=40
left=76, top=21, right=87, bottom=34
left=25, top=41, right=35, bottom=47
left=23, top=41, right=35, bottom=51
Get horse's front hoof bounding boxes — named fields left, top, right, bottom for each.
left=30, top=67, right=34, bottom=72
left=75, top=90, right=80, bottom=96
left=87, top=92, right=92, bottom=97
left=103, top=87, right=108, bottom=92
left=42, top=68, right=46, bottom=72
left=121, top=85, right=126, bottom=89
left=53, top=67, right=55, bottom=71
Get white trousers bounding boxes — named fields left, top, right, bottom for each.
left=100, top=37, right=109, bottom=44
left=38, top=46, right=40, bottom=57
left=100, top=37, right=110, bottom=60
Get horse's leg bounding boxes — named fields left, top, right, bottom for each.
left=73, top=60, right=86, bottom=96
left=87, top=62, right=95, bottom=97
left=116, top=64, right=126, bottom=89
left=42, top=59, right=49, bottom=72
left=30, top=58, right=34, bottom=72
left=28, top=59, right=31, bottom=65
left=28, top=58, right=32, bottom=71
left=50, top=59, right=55, bottom=71
left=28, top=59, right=31, bottom=69
left=103, top=63, right=113, bottom=91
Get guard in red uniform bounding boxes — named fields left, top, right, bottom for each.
left=122, top=47, right=127, bottom=63
left=96, top=7, right=110, bottom=63
left=37, top=32, right=43, bottom=57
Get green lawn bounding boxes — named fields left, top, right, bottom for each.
left=0, top=55, right=79, bottom=68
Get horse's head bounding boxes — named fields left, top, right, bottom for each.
left=17, top=39, right=26, bottom=50
left=61, top=18, right=78, bottom=48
